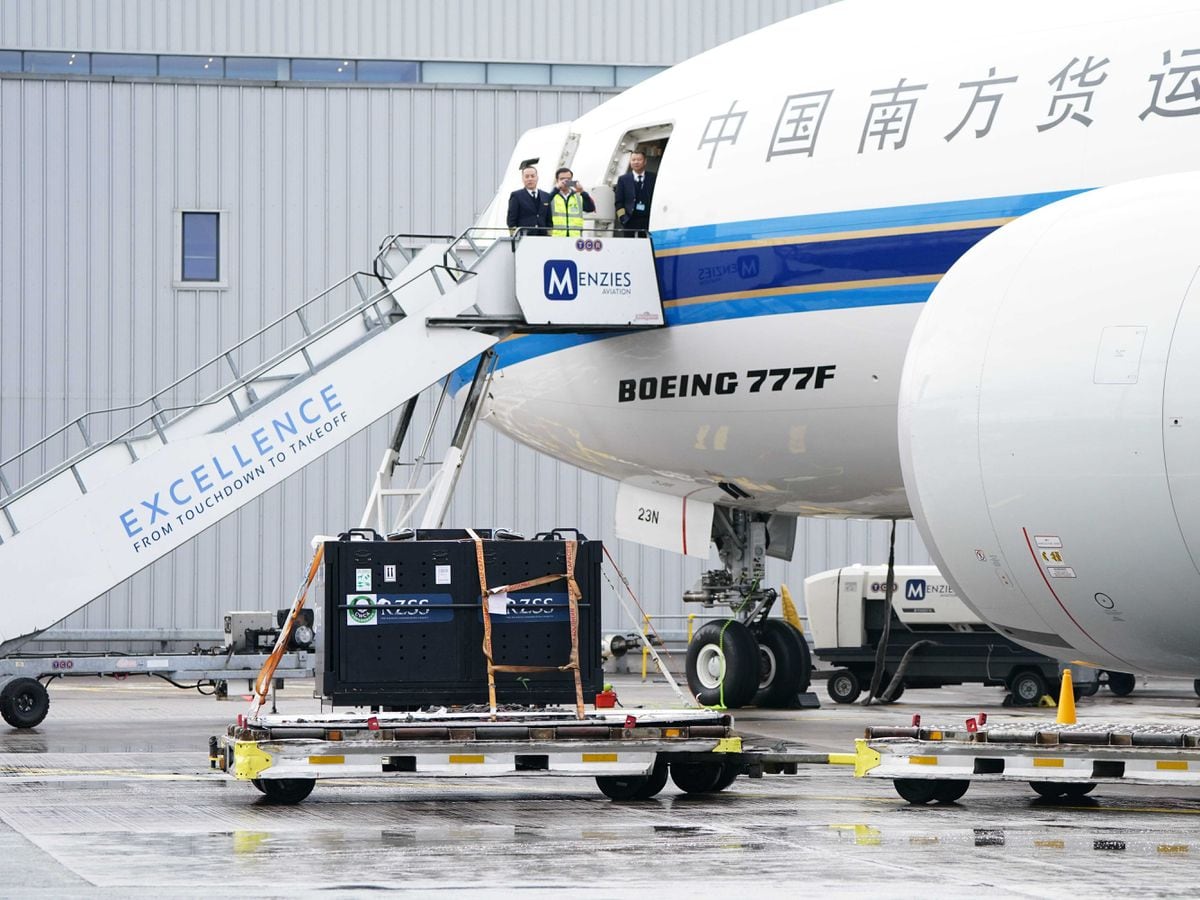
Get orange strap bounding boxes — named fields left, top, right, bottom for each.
left=471, top=533, right=585, bottom=719
left=249, top=543, right=324, bottom=719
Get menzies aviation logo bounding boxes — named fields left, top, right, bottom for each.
left=544, top=260, right=578, bottom=301
left=905, top=579, right=926, bottom=600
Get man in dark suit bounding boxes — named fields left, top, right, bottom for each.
left=506, top=164, right=550, bottom=236
left=614, top=150, right=656, bottom=236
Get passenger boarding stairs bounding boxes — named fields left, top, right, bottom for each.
left=0, top=228, right=662, bottom=654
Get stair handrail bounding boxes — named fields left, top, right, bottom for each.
left=0, top=255, right=464, bottom=514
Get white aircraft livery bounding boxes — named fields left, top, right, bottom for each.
left=462, top=0, right=1200, bottom=675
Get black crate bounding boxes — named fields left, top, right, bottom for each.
left=320, top=529, right=603, bottom=708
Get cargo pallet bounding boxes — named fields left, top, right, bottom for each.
left=856, top=719, right=1200, bottom=804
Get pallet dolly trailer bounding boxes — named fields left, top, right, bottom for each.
left=854, top=718, right=1200, bottom=804
left=209, top=706, right=822, bottom=804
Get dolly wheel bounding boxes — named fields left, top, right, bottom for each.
left=669, top=759, right=726, bottom=794
left=0, top=678, right=50, bottom=729
left=932, top=779, right=969, bottom=804
left=597, top=757, right=669, bottom=801
left=259, top=778, right=316, bottom=804
left=893, top=778, right=937, bottom=804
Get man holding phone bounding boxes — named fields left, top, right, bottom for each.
left=549, top=167, right=595, bottom=237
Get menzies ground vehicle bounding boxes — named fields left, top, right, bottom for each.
left=806, top=566, right=1062, bottom=706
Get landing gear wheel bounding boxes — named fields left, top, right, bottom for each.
left=258, top=778, right=315, bottom=804
left=1106, top=671, right=1136, bottom=696
left=0, top=677, right=50, bottom=729
left=752, top=620, right=808, bottom=708
left=686, top=620, right=760, bottom=708
left=893, top=778, right=938, bottom=804
left=828, top=669, right=861, bottom=704
left=1009, top=669, right=1048, bottom=706
left=596, top=756, right=669, bottom=801
left=932, top=779, right=970, bottom=804
left=669, top=759, right=726, bottom=794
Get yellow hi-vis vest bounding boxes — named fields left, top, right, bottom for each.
left=550, top=191, right=585, bottom=237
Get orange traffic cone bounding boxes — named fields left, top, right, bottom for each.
left=1056, top=668, right=1076, bottom=725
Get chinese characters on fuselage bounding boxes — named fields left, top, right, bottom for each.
left=696, top=49, right=1200, bottom=168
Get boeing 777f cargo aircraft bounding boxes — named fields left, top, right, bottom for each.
left=465, top=0, right=1200, bottom=687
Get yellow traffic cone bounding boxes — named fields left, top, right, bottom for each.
left=1056, top=668, right=1076, bottom=725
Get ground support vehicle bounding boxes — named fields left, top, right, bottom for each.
left=0, top=649, right=313, bottom=729
left=212, top=706, right=757, bottom=803
left=806, top=565, right=1064, bottom=706
left=854, top=718, right=1200, bottom=804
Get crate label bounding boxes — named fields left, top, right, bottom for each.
left=377, top=593, right=453, bottom=624
left=355, top=568, right=373, bottom=591
left=384, top=565, right=397, bottom=582
left=480, top=591, right=570, bottom=623
left=435, top=565, right=452, bottom=585
left=347, top=594, right=377, bottom=626
left=487, top=590, right=510, bottom=616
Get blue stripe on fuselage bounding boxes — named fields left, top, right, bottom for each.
left=449, top=189, right=1089, bottom=391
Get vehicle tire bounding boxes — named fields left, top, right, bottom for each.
left=1009, top=669, right=1048, bottom=706
left=932, top=779, right=970, bottom=804
left=597, top=756, right=668, bottom=801
left=1075, top=679, right=1100, bottom=698
left=828, top=669, right=861, bottom=704
left=259, top=778, right=315, bottom=804
left=1194, top=678, right=1200, bottom=698
left=686, top=620, right=760, bottom=709
left=893, top=778, right=938, bottom=804
left=1106, top=671, right=1136, bottom=696
left=251, top=779, right=267, bottom=794
left=0, top=677, right=50, bottom=729
left=752, top=620, right=806, bottom=708
left=708, top=759, right=742, bottom=793
left=1029, top=781, right=1067, bottom=799
left=669, top=759, right=726, bottom=794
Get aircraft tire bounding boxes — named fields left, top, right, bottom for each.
left=751, top=620, right=807, bottom=707
left=686, top=620, right=760, bottom=708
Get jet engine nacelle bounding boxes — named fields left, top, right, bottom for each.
left=899, top=172, right=1200, bottom=675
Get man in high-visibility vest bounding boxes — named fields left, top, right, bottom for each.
left=549, top=167, right=596, bottom=237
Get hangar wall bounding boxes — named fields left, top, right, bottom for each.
left=0, top=0, right=929, bottom=642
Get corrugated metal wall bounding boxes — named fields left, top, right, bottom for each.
left=0, top=0, right=835, bottom=65
left=0, top=0, right=930, bottom=645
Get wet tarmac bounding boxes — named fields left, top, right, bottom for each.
left=2, top=673, right=1200, bottom=897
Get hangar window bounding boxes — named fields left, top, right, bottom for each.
left=0, top=51, right=22, bottom=73
left=357, top=60, right=419, bottom=83
left=225, top=57, right=289, bottom=80
left=175, top=211, right=228, bottom=288
left=24, top=51, right=89, bottom=74
left=292, top=58, right=357, bottom=82
left=616, top=66, right=664, bottom=87
left=552, top=65, right=614, bottom=87
left=160, top=55, right=224, bottom=78
left=92, top=53, right=156, bottom=76
left=422, top=61, right=486, bottom=84
left=487, top=63, right=550, bottom=85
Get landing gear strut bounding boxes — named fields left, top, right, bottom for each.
left=682, top=509, right=812, bottom=709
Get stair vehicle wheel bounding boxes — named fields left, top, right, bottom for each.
left=931, top=779, right=970, bottom=804
left=258, top=778, right=316, bottom=804
left=751, top=620, right=807, bottom=708
left=596, top=756, right=669, bottom=801
left=0, top=677, right=50, bottom=729
left=686, top=620, right=761, bottom=708
left=1106, top=671, right=1136, bottom=696
left=893, top=778, right=938, bottom=805
left=1009, top=669, right=1047, bottom=706
left=827, top=669, right=861, bottom=704
left=669, top=759, right=727, bottom=794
